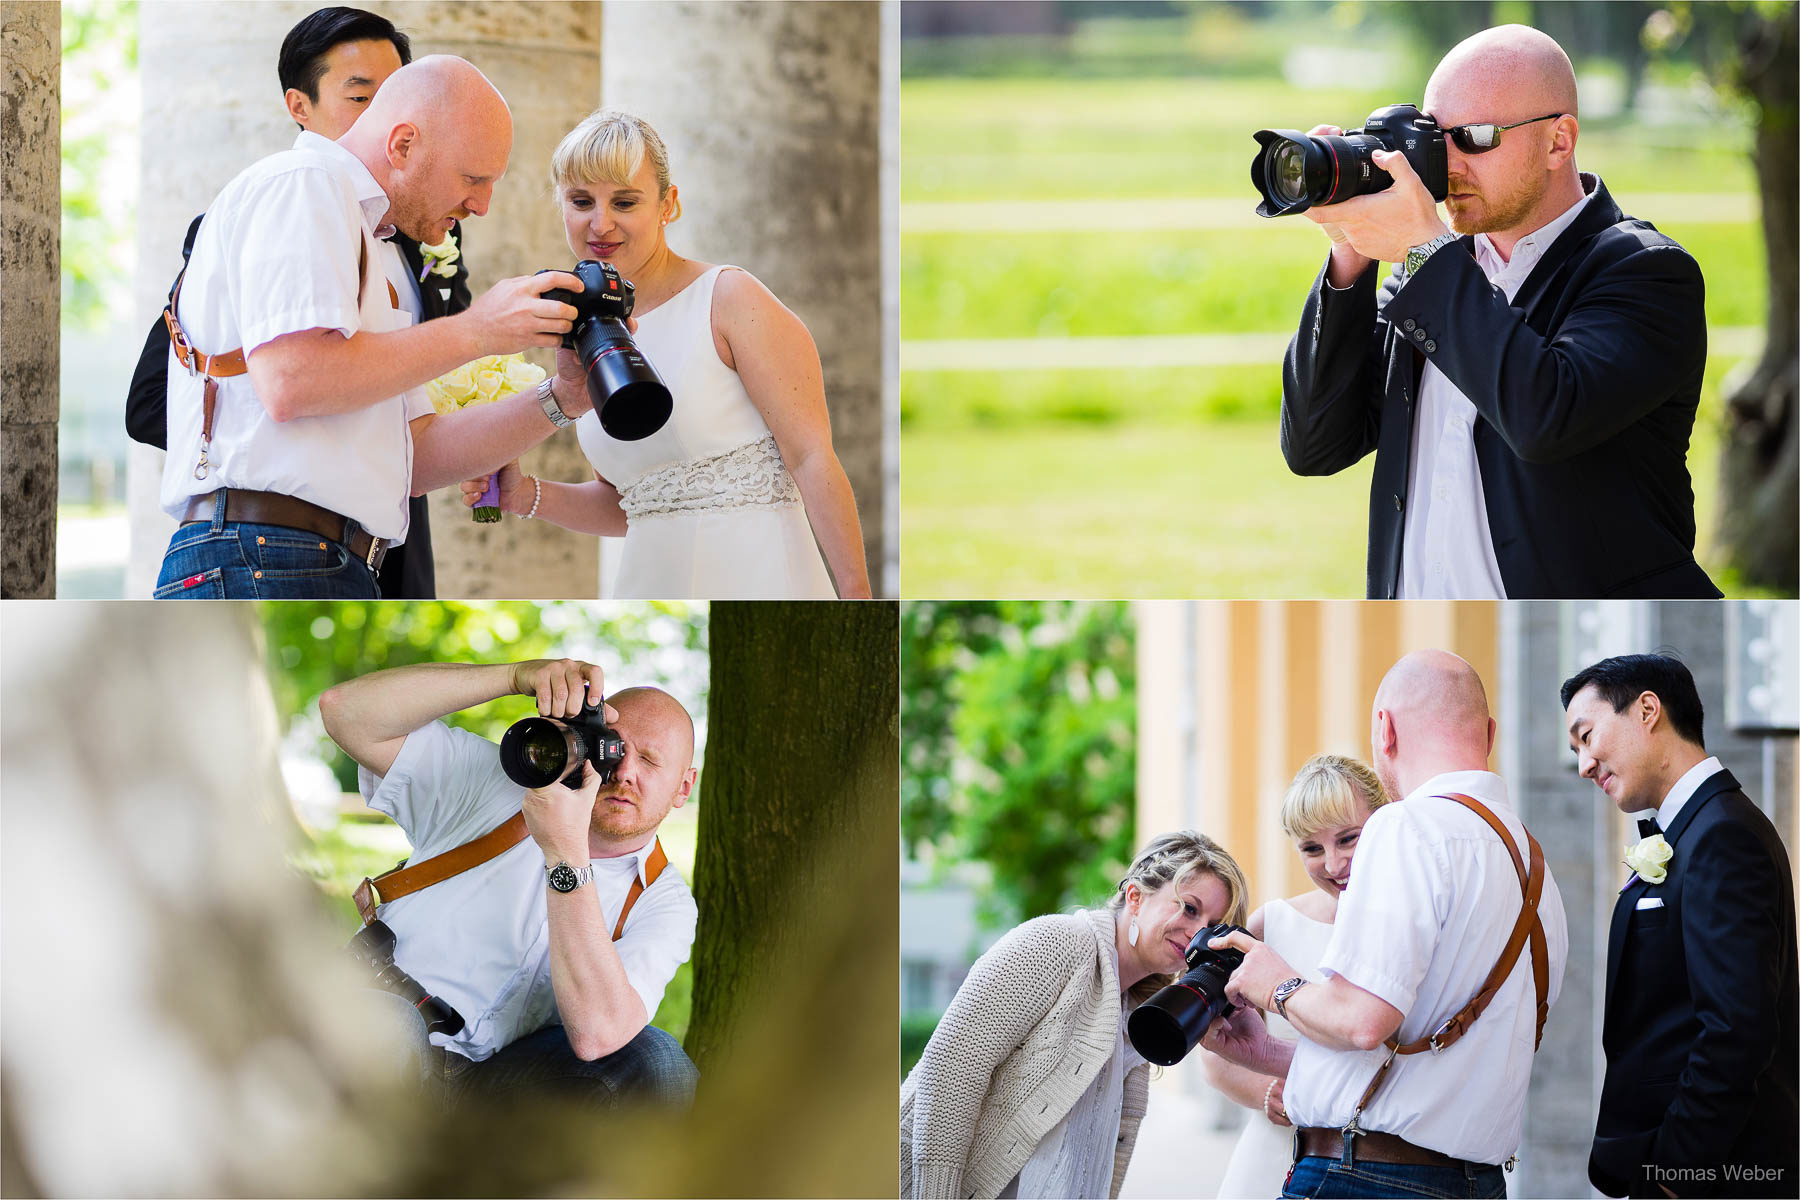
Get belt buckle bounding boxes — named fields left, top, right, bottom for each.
left=1428, top=1017, right=1455, bottom=1053
left=365, top=536, right=385, bottom=571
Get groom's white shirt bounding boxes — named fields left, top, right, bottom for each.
left=1285, top=770, right=1570, bottom=1165
left=1651, top=754, right=1723, bottom=829
left=159, top=131, right=432, bottom=542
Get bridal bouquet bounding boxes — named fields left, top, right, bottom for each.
left=425, top=353, right=548, bottom=522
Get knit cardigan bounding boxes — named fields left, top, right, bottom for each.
left=900, top=908, right=1150, bottom=1199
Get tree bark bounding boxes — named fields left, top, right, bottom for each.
left=1717, top=3, right=1799, bottom=593
left=683, top=600, right=899, bottom=1197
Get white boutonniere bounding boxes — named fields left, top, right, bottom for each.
left=419, top=231, right=460, bottom=281
left=1623, top=833, right=1673, bottom=886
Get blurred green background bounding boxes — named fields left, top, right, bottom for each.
left=900, top=0, right=1781, bottom=597
left=261, top=601, right=708, bottom=1040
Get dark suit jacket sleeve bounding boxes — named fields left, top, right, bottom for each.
left=1279, top=254, right=1393, bottom=476
left=1380, top=234, right=1707, bottom=465
left=1653, top=819, right=1789, bottom=1174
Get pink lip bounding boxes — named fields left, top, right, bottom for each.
left=588, top=241, right=620, bottom=256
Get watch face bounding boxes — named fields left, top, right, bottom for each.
left=547, top=862, right=579, bottom=892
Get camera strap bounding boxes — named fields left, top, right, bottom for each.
left=1344, top=793, right=1547, bottom=1132
left=164, top=236, right=392, bottom=480
left=355, top=817, right=669, bottom=943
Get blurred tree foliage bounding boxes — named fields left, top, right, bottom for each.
left=62, top=0, right=138, bottom=330
left=903, top=601, right=1136, bottom=927
left=260, top=601, right=707, bottom=790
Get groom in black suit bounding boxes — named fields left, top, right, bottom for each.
left=1280, top=24, right=1720, bottom=599
left=125, top=6, right=471, bottom=599
left=1562, top=654, right=1797, bottom=1198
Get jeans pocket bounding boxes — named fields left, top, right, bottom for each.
left=153, top=566, right=228, bottom=599
left=250, top=529, right=351, bottom=580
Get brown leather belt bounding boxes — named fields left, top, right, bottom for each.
left=181, top=488, right=388, bottom=572
left=1295, top=1127, right=1480, bottom=1170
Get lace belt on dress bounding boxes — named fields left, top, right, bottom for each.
left=617, top=435, right=802, bottom=521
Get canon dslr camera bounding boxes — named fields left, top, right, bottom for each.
left=1126, top=921, right=1249, bottom=1065
left=1251, top=103, right=1448, bottom=217
left=499, top=694, right=626, bottom=789
left=345, top=919, right=465, bottom=1037
left=538, top=260, right=673, bottom=440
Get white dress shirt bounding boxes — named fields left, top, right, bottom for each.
left=358, top=720, right=696, bottom=1062
left=1650, top=755, right=1725, bottom=831
left=1285, top=770, right=1569, bottom=1164
left=1397, top=189, right=1594, bottom=598
left=160, top=131, right=433, bottom=541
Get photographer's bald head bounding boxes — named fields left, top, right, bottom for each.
left=1425, top=24, right=1583, bottom=239
left=1371, top=650, right=1498, bottom=801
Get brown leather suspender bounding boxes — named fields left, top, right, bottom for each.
left=354, top=817, right=669, bottom=944
left=165, top=237, right=396, bottom=479
left=1345, top=793, right=1548, bottom=1129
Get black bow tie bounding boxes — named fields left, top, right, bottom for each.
left=1637, top=816, right=1663, bottom=840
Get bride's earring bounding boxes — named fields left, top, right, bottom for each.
left=1128, top=917, right=1140, bottom=947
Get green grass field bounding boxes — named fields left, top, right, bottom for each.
left=899, top=71, right=1763, bottom=596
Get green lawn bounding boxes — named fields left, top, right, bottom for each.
left=898, top=73, right=1763, bottom=596
left=901, top=361, right=1736, bottom=598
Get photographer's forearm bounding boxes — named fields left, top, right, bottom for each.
left=320, top=662, right=518, bottom=775
left=1284, top=975, right=1402, bottom=1053
left=246, top=315, right=485, bottom=422
left=1201, top=1045, right=1282, bottom=1108
left=546, top=885, right=648, bottom=1060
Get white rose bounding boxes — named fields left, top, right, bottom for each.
left=1623, top=834, right=1673, bottom=885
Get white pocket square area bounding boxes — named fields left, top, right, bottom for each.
left=1636, top=896, right=1666, bottom=910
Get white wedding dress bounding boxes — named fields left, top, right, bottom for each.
left=1215, top=898, right=1336, bottom=1200
left=575, top=264, right=835, bottom=599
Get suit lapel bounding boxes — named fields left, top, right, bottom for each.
left=1604, top=872, right=1649, bottom=1030
left=393, top=233, right=440, bottom=319
left=1510, top=175, right=1623, bottom=317
left=1662, top=768, right=1736, bottom=846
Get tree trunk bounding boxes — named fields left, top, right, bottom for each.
left=1717, top=4, right=1799, bottom=593
left=683, top=600, right=899, bottom=1197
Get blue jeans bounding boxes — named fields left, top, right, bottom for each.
left=443, top=1023, right=698, bottom=1110
left=1282, top=1154, right=1506, bottom=1199
left=155, top=492, right=379, bottom=599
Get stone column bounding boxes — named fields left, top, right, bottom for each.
left=133, top=1, right=603, bottom=597
left=2, top=0, right=60, bottom=598
left=601, top=0, right=887, bottom=594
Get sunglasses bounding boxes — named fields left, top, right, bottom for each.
left=1441, top=112, right=1564, bottom=154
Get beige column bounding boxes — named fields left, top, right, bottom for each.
left=132, top=1, right=604, bottom=597
left=2, top=0, right=60, bottom=598
left=600, top=0, right=887, bottom=592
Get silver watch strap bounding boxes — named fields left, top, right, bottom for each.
left=1407, top=232, right=1459, bottom=273
left=537, top=376, right=573, bottom=428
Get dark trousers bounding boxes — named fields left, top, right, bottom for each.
left=441, top=1022, right=699, bottom=1109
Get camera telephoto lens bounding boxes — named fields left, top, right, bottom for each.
left=1250, top=104, right=1448, bottom=218
left=570, top=315, right=675, bottom=441
left=1126, top=922, right=1249, bottom=1065
left=500, top=717, right=588, bottom=788
left=1269, top=141, right=1310, bottom=207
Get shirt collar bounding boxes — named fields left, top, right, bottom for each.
left=596, top=837, right=660, bottom=886
left=294, top=129, right=396, bottom=240
left=1472, top=177, right=1595, bottom=278
left=1406, top=769, right=1512, bottom=810
left=1655, top=756, right=1724, bottom=832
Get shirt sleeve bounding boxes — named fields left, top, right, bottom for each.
left=611, top=873, right=697, bottom=1019
left=1317, top=805, right=1447, bottom=1014
left=224, top=164, right=365, bottom=355
left=357, top=720, right=516, bottom=855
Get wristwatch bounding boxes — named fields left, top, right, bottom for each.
left=1271, top=975, right=1309, bottom=1018
left=545, top=859, right=593, bottom=893
left=1405, top=232, right=1460, bottom=278
left=537, top=376, right=574, bottom=428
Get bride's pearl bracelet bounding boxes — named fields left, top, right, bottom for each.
left=519, top=475, right=542, bottom=520
left=1263, top=1078, right=1280, bottom=1122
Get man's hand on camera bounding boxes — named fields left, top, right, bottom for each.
left=509, top=658, right=617, bottom=721
left=1210, top=928, right=1297, bottom=1012
left=1309, top=147, right=1451, bottom=265
left=464, top=271, right=584, bottom=356
left=523, top=760, right=601, bottom=864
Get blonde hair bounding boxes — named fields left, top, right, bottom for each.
left=1107, top=830, right=1250, bottom=1004
left=1280, top=754, right=1390, bottom=843
left=550, top=107, right=681, bottom=221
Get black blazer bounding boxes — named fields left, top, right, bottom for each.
left=1589, top=768, right=1798, bottom=1198
left=128, top=215, right=472, bottom=599
left=1281, top=174, right=1721, bottom=599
